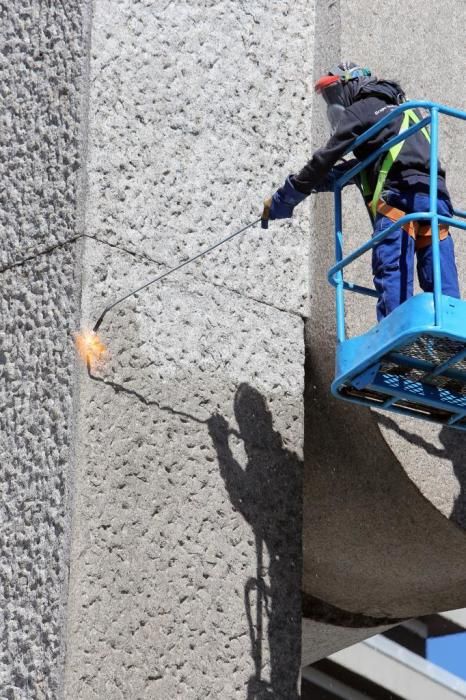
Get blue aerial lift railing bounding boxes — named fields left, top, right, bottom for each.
left=326, top=101, right=466, bottom=429
left=328, top=101, right=466, bottom=343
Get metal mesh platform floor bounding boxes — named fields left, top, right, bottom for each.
left=337, top=334, right=466, bottom=429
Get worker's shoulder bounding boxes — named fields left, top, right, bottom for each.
left=348, top=96, right=398, bottom=124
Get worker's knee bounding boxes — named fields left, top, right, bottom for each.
left=417, top=235, right=461, bottom=297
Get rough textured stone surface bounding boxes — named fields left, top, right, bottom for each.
left=64, top=0, right=310, bottom=697
left=6, top=0, right=466, bottom=693
left=339, top=0, right=466, bottom=519
left=301, top=618, right=390, bottom=667
left=303, top=0, right=466, bottom=641
left=0, top=1, right=89, bottom=697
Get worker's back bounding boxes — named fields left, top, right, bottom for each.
left=344, top=95, right=449, bottom=197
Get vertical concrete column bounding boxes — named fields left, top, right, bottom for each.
left=303, top=0, right=466, bottom=659
left=339, top=0, right=466, bottom=518
left=0, top=1, right=91, bottom=697
left=64, top=1, right=313, bottom=697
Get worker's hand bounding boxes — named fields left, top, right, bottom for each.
left=261, top=176, right=307, bottom=229
left=207, top=414, right=230, bottom=442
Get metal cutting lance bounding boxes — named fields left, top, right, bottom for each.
left=92, top=216, right=265, bottom=333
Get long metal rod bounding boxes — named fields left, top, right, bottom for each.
left=342, top=280, right=378, bottom=298
left=368, top=376, right=466, bottom=414
left=438, top=214, right=466, bottom=231
left=387, top=351, right=466, bottom=384
left=93, top=218, right=262, bottom=331
left=334, top=186, right=346, bottom=342
left=336, top=388, right=466, bottom=430
left=429, top=107, right=442, bottom=326
left=426, top=346, right=466, bottom=378
left=448, top=411, right=466, bottom=426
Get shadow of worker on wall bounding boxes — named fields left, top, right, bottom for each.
left=208, top=383, right=302, bottom=700
left=378, top=414, right=466, bottom=528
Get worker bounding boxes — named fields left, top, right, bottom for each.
left=265, top=62, right=460, bottom=320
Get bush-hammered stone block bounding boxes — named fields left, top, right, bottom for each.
left=1, top=1, right=90, bottom=696
left=64, top=0, right=311, bottom=696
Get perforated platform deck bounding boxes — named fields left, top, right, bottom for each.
left=333, top=295, right=466, bottom=430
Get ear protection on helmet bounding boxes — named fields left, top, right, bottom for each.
left=314, top=64, right=372, bottom=93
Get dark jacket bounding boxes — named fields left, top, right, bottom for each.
left=292, top=96, right=450, bottom=200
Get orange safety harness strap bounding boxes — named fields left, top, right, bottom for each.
left=376, top=200, right=449, bottom=250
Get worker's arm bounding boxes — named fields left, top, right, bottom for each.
left=292, top=107, right=364, bottom=194
left=263, top=108, right=364, bottom=226
left=310, top=158, right=359, bottom=192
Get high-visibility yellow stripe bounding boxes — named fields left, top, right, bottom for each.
left=360, top=108, right=431, bottom=218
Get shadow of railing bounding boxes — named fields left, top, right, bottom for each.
left=378, top=414, right=466, bottom=529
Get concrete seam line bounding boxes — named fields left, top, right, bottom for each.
left=60, top=0, right=95, bottom=696
left=2, top=232, right=305, bottom=320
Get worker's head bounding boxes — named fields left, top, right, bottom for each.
left=233, top=383, right=282, bottom=451
left=314, top=62, right=373, bottom=132
left=315, top=62, right=406, bottom=133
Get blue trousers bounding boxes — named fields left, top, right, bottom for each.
left=372, top=191, right=460, bottom=321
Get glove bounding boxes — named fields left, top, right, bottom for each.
left=270, top=176, right=307, bottom=218
left=261, top=176, right=307, bottom=229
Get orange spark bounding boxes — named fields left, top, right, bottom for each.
left=74, top=330, right=107, bottom=366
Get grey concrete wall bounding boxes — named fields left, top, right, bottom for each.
left=5, top=0, right=466, bottom=696
left=64, top=1, right=311, bottom=697
left=304, top=0, right=466, bottom=647
left=0, top=1, right=90, bottom=697
left=350, top=0, right=466, bottom=527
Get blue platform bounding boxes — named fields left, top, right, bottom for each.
left=333, top=294, right=466, bottom=429
left=328, top=101, right=466, bottom=429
